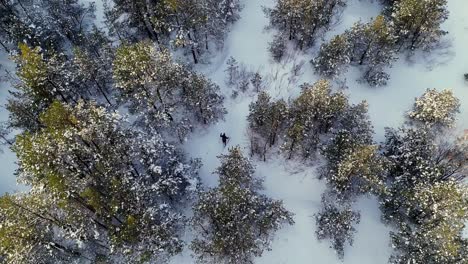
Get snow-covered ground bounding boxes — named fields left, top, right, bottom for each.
left=0, top=0, right=467, bottom=262
left=175, top=0, right=468, bottom=262
left=0, top=53, right=20, bottom=194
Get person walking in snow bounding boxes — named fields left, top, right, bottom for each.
left=220, top=133, right=229, bottom=147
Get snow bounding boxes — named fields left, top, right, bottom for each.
left=0, top=0, right=467, bottom=262
left=177, top=0, right=468, bottom=262
left=0, top=53, right=21, bottom=194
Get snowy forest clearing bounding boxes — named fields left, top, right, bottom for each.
left=0, top=0, right=467, bottom=263
left=175, top=0, right=468, bottom=262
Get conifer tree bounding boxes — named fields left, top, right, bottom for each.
left=391, top=0, right=449, bottom=51
left=266, top=0, right=346, bottom=49
left=113, top=42, right=225, bottom=141
left=106, top=0, right=242, bottom=63
left=247, top=92, right=288, bottom=160
left=408, top=88, right=460, bottom=128
left=3, top=100, right=200, bottom=263
left=315, top=192, right=360, bottom=259
left=312, top=34, right=351, bottom=78
left=191, top=147, right=293, bottom=264
left=345, top=16, right=397, bottom=86
left=268, top=33, right=287, bottom=62
left=284, top=80, right=347, bottom=159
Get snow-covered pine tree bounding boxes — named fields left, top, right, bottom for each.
left=268, top=33, right=287, bottom=62
left=391, top=0, right=449, bottom=51
left=6, top=44, right=78, bottom=132
left=389, top=181, right=467, bottom=264
left=345, top=15, right=397, bottom=86
left=0, top=0, right=60, bottom=52
left=284, top=80, right=348, bottom=159
left=312, top=34, right=351, bottom=78
left=315, top=191, right=361, bottom=259
left=250, top=72, right=263, bottom=92
left=38, top=0, right=96, bottom=48
left=408, top=88, right=460, bottom=128
left=382, top=120, right=468, bottom=264
left=113, top=42, right=225, bottom=141
left=247, top=91, right=288, bottom=160
left=3, top=100, right=200, bottom=263
left=321, top=137, right=386, bottom=198
left=202, top=0, right=242, bottom=48
left=106, top=0, right=242, bottom=63
left=225, top=56, right=239, bottom=86
left=191, top=147, right=293, bottom=264
left=266, top=0, right=346, bottom=49
left=0, top=0, right=96, bottom=53
left=105, top=0, right=171, bottom=44
left=72, top=44, right=115, bottom=107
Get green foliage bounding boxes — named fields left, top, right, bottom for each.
left=408, top=88, right=460, bottom=128
left=191, top=148, right=293, bottom=263
left=391, top=0, right=448, bottom=50
left=284, top=80, right=348, bottom=158
left=15, top=44, right=51, bottom=101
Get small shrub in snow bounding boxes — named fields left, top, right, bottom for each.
left=268, top=33, right=287, bottom=62
left=225, top=56, right=239, bottom=86
left=250, top=72, right=263, bottom=92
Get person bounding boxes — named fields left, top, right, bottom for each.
left=220, top=133, right=229, bottom=147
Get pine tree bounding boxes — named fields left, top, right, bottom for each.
left=6, top=100, right=200, bottom=263
left=247, top=92, right=288, bottom=160
left=391, top=0, right=449, bottom=51
left=225, top=56, right=239, bottom=86
left=250, top=72, right=263, bottom=92
left=284, top=80, right=348, bottom=159
left=266, top=0, right=346, bottom=49
left=0, top=0, right=96, bottom=53
left=191, top=147, right=293, bottom=264
left=106, top=0, right=242, bottom=63
left=346, top=16, right=397, bottom=86
left=315, top=191, right=361, bottom=259
left=312, top=34, right=351, bottom=78
left=408, top=88, right=460, bottom=128
left=38, top=0, right=96, bottom=47
left=382, top=120, right=468, bottom=264
left=113, top=42, right=225, bottom=141
left=389, top=181, right=468, bottom=264
left=268, top=33, right=287, bottom=62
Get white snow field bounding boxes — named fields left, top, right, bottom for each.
left=0, top=0, right=467, bottom=263
left=0, top=53, right=20, bottom=194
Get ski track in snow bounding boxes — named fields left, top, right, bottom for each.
left=0, top=0, right=467, bottom=263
